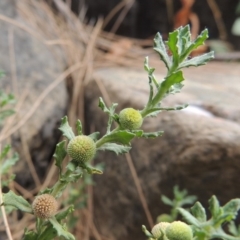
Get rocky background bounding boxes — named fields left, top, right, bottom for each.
left=0, top=0, right=240, bottom=239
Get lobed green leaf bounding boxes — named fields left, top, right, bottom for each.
left=59, top=116, right=75, bottom=140
left=3, top=190, right=32, bottom=213
left=153, top=33, right=171, bottom=70
left=178, top=51, right=214, bottom=69
left=53, top=141, right=67, bottom=174
left=97, top=143, right=131, bottom=155
left=49, top=217, right=75, bottom=240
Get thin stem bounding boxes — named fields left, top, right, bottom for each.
left=51, top=169, right=72, bottom=198
left=0, top=144, right=13, bottom=240
left=95, top=126, right=120, bottom=148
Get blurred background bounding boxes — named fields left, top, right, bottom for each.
left=1, top=0, right=240, bottom=240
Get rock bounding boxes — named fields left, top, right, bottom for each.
left=84, top=61, right=240, bottom=239
left=0, top=0, right=67, bottom=186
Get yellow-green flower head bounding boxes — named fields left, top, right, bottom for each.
left=32, top=194, right=58, bottom=219
left=166, top=221, right=193, bottom=240
left=67, top=135, right=96, bottom=163
left=119, top=108, right=143, bottom=130
left=151, top=222, right=171, bottom=239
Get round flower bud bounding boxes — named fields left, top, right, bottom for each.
left=67, top=135, right=96, bottom=163
left=32, top=194, right=58, bottom=219
left=119, top=108, right=143, bottom=130
left=151, top=222, right=171, bottom=239
left=166, top=221, right=193, bottom=240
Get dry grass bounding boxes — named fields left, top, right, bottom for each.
left=0, top=0, right=157, bottom=239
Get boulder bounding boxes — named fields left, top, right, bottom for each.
left=84, top=61, right=240, bottom=239
left=0, top=0, right=67, bottom=186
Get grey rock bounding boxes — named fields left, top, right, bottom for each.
left=0, top=0, right=67, bottom=185
left=85, top=62, right=240, bottom=239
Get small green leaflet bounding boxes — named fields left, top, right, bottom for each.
left=167, top=30, right=179, bottom=65
left=209, top=195, right=221, bottom=220
left=53, top=141, right=67, bottom=174
left=178, top=51, right=214, bottom=69
left=191, top=202, right=207, bottom=222
left=177, top=207, right=201, bottom=227
left=49, top=217, right=75, bottom=240
left=98, top=97, right=110, bottom=113
left=161, top=195, right=174, bottom=206
left=3, top=190, right=32, bottom=213
left=97, top=143, right=131, bottom=155
left=76, top=119, right=82, bottom=135
left=59, top=116, right=75, bottom=140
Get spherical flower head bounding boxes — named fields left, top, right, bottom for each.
left=67, top=135, right=96, bottom=163
left=166, top=221, right=193, bottom=240
left=119, top=108, right=143, bottom=130
left=32, top=194, right=58, bottom=219
left=151, top=222, right=171, bottom=239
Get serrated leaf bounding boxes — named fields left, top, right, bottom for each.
left=76, top=120, right=82, bottom=135
left=179, top=51, right=214, bottom=69
left=97, top=143, right=131, bottom=155
left=1, top=152, right=18, bottom=174
left=181, top=28, right=209, bottom=61
left=161, top=195, right=173, bottom=206
left=98, top=97, right=109, bottom=113
left=49, top=217, right=75, bottom=240
left=153, top=33, right=171, bottom=70
left=222, top=199, right=240, bottom=219
left=3, top=190, right=32, bottom=213
left=178, top=207, right=201, bottom=227
left=88, top=132, right=100, bottom=142
left=59, top=116, right=75, bottom=140
left=142, top=131, right=164, bottom=138
left=209, top=195, right=221, bottom=219
left=191, top=201, right=207, bottom=222
left=97, top=130, right=135, bottom=146
left=53, top=141, right=67, bottom=173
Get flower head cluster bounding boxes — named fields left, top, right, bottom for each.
left=67, top=135, right=96, bottom=163
left=166, top=221, right=193, bottom=240
left=32, top=194, right=58, bottom=219
left=119, top=108, right=143, bottom=130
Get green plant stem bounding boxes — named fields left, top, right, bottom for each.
left=95, top=126, right=120, bottom=148
left=51, top=169, right=72, bottom=198
left=141, top=63, right=180, bottom=118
